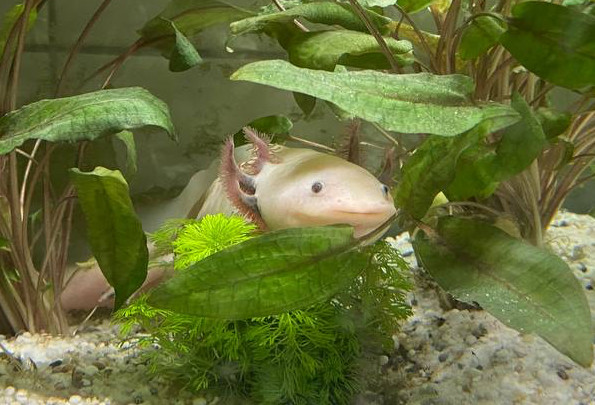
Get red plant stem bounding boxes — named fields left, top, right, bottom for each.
left=56, top=0, right=114, bottom=95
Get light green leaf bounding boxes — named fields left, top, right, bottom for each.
left=414, top=216, right=593, bottom=367
left=287, top=30, right=413, bottom=71
left=114, top=131, right=137, bottom=175
left=231, top=60, right=518, bottom=136
left=230, top=2, right=391, bottom=37
left=0, top=87, right=176, bottom=155
left=0, top=4, right=37, bottom=57
left=459, top=15, right=505, bottom=60
left=500, top=2, right=595, bottom=90
left=148, top=226, right=369, bottom=319
left=360, top=0, right=396, bottom=6
left=167, top=20, right=203, bottom=72
left=397, top=0, right=437, bottom=14
left=70, top=167, right=148, bottom=310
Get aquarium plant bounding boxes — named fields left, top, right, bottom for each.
left=116, top=214, right=412, bottom=404
left=0, top=0, right=593, bottom=375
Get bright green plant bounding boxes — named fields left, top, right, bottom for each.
left=116, top=214, right=411, bottom=404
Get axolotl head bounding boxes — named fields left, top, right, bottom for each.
left=221, top=128, right=397, bottom=239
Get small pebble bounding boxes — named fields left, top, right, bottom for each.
left=557, top=369, right=569, bottom=380
left=578, top=263, right=587, bottom=273
left=471, top=324, right=488, bottom=339
left=4, top=387, right=15, bottom=396
left=49, top=359, right=63, bottom=368
left=69, top=395, right=82, bottom=405
left=438, top=353, right=448, bottom=363
left=378, top=355, right=389, bottom=366
left=586, top=283, right=593, bottom=291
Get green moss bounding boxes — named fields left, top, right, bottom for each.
left=115, top=215, right=411, bottom=404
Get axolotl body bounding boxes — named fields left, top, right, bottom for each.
left=61, top=128, right=397, bottom=311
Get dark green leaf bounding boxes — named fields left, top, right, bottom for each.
left=396, top=123, right=490, bottom=219
left=70, top=167, right=148, bottom=310
left=0, top=87, right=176, bottom=155
left=536, top=107, right=572, bottom=140
left=459, top=15, right=505, bottom=60
left=447, top=93, right=546, bottom=200
left=501, top=2, right=595, bottom=90
left=231, top=60, right=518, bottom=136
left=230, top=2, right=391, bottom=37
left=148, top=226, right=369, bottom=319
left=397, top=0, right=437, bottom=14
left=286, top=30, right=413, bottom=71
left=167, top=20, right=203, bottom=72
left=414, top=216, right=593, bottom=367
left=233, top=115, right=293, bottom=146
left=114, top=131, right=137, bottom=175
left=0, top=4, right=37, bottom=57
left=293, top=92, right=316, bottom=116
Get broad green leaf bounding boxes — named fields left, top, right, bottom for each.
left=446, top=93, right=546, bottom=200
left=231, top=60, right=518, bottom=136
left=0, top=87, right=176, bottom=155
left=70, top=167, right=148, bottom=310
left=459, top=15, right=505, bottom=60
left=114, top=131, right=137, bottom=175
left=536, top=107, right=572, bottom=140
left=230, top=2, right=391, bottom=37
left=0, top=4, right=37, bottom=57
left=287, top=30, right=413, bottom=71
left=148, top=226, right=369, bottom=319
left=396, top=123, right=489, bottom=219
left=167, top=20, right=202, bottom=72
left=233, top=115, right=293, bottom=146
left=414, top=216, right=593, bottom=367
left=397, top=0, right=437, bottom=14
left=139, top=0, right=251, bottom=39
left=500, top=2, right=595, bottom=90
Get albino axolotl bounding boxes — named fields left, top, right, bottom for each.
left=61, top=128, right=397, bottom=311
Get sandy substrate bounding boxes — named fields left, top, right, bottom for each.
left=0, top=211, right=594, bottom=405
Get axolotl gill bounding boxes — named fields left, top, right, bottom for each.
left=60, top=128, right=397, bottom=311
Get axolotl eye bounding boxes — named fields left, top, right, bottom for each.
left=381, top=184, right=390, bottom=196
left=311, top=181, right=324, bottom=193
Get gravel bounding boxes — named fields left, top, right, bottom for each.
left=0, top=211, right=594, bottom=404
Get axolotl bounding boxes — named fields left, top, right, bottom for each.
left=61, top=128, right=397, bottom=311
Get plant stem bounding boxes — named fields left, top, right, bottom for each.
left=56, top=0, right=114, bottom=96
left=348, top=0, right=401, bottom=73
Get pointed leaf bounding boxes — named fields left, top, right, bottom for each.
left=230, top=2, right=391, bottom=37
left=148, top=226, right=369, bottom=319
left=114, top=131, right=137, bottom=175
left=232, top=60, right=518, bottom=136
left=168, top=20, right=203, bottom=72
left=536, top=107, right=572, bottom=140
left=287, top=30, right=413, bottom=71
left=501, top=2, right=595, bottom=90
left=414, top=216, right=593, bottom=367
left=0, top=87, right=176, bottom=155
left=0, top=4, right=37, bottom=57
left=459, top=15, right=505, bottom=60
left=70, top=167, right=148, bottom=310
